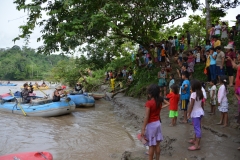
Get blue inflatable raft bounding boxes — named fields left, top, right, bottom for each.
left=0, top=95, right=76, bottom=117
left=0, top=83, right=17, bottom=86
left=68, top=93, right=95, bottom=107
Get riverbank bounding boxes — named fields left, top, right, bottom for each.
left=105, top=92, right=240, bottom=160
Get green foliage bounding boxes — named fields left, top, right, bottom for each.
left=192, top=64, right=207, bottom=82
left=234, top=34, right=240, bottom=51
left=0, top=46, right=67, bottom=80
left=13, top=0, right=200, bottom=54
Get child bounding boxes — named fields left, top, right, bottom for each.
left=141, top=84, right=169, bottom=160
left=110, top=75, right=116, bottom=93
left=178, top=49, right=183, bottom=62
left=166, top=84, right=180, bottom=126
left=158, top=67, right=167, bottom=97
left=180, top=72, right=190, bottom=123
left=209, top=79, right=217, bottom=115
left=217, top=76, right=228, bottom=127
left=187, top=80, right=204, bottom=151
left=147, top=57, right=153, bottom=69
left=127, top=72, right=133, bottom=85
left=169, top=74, right=175, bottom=90
left=235, top=86, right=240, bottom=124
left=165, top=61, right=172, bottom=73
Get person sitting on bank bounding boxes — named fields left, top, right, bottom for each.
left=22, top=83, right=31, bottom=103
left=52, top=86, right=64, bottom=102
left=75, top=82, right=83, bottom=93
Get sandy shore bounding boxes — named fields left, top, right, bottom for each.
left=105, top=92, right=240, bottom=160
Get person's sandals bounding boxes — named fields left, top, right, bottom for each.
left=188, top=145, right=200, bottom=151
left=188, top=139, right=196, bottom=145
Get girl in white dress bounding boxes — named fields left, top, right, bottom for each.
left=217, top=76, right=228, bottom=127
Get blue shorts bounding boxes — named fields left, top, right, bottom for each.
left=216, top=66, right=225, bottom=76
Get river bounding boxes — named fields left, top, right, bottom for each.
left=0, top=81, right=137, bottom=160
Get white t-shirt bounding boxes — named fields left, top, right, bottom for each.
left=162, top=44, right=165, bottom=50
left=210, top=85, right=217, bottom=99
left=215, top=24, right=221, bottom=35
left=170, top=40, right=175, bottom=47
left=196, top=53, right=201, bottom=63
left=190, top=92, right=204, bottom=118
left=128, top=75, right=133, bottom=81
left=122, top=69, right=127, bottom=76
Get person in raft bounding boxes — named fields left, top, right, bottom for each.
left=52, top=86, right=64, bottom=102
left=166, top=84, right=180, bottom=126
left=75, top=82, right=83, bottom=93
left=22, top=83, right=31, bottom=103
left=187, top=80, right=204, bottom=151
left=141, top=84, right=169, bottom=160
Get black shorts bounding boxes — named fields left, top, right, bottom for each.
left=187, top=40, right=190, bottom=45
left=226, top=66, right=234, bottom=76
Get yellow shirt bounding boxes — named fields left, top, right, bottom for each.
left=206, top=55, right=210, bottom=67
left=214, top=40, right=221, bottom=48
left=110, top=78, right=115, bottom=89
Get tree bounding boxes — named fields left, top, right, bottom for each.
left=13, top=0, right=199, bottom=55
left=204, top=0, right=240, bottom=38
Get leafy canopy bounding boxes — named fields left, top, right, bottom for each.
left=14, top=0, right=200, bottom=54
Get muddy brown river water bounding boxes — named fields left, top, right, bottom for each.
left=0, top=81, right=137, bottom=160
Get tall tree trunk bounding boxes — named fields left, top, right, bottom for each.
left=205, top=0, right=211, bottom=40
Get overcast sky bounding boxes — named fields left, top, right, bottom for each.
left=0, top=0, right=240, bottom=50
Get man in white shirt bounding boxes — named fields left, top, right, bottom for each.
left=214, top=21, right=221, bottom=38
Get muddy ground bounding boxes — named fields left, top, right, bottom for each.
left=105, top=91, right=240, bottom=160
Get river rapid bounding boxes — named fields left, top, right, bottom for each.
left=0, top=81, right=138, bottom=160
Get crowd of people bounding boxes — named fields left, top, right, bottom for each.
left=137, top=19, right=240, bottom=159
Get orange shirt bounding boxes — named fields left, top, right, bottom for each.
left=166, top=92, right=180, bottom=111
left=161, top=49, right=166, bottom=56
left=145, top=99, right=161, bottom=123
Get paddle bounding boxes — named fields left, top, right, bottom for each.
left=37, top=87, right=49, bottom=98
left=9, top=89, right=27, bottom=116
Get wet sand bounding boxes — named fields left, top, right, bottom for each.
left=108, top=93, right=240, bottom=160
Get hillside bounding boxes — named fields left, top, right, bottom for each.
left=0, top=45, right=68, bottom=80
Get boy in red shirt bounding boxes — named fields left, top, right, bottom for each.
left=166, top=84, right=180, bottom=126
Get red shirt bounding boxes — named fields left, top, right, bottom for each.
left=166, top=92, right=180, bottom=111
left=145, top=99, right=161, bottom=123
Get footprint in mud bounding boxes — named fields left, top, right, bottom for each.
left=160, top=136, right=177, bottom=156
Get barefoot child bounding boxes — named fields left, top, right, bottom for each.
left=141, top=84, right=169, bottom=160
left=180, top=72, right=191, bottom=123
left=187, top=80, right=204, bottom=151
left=209, top=79, right=217, bottom=115
left=217, top=76, right=228, bottom=127
left=158, top=67, right=167, bottom=97
left=166, top=84, right=180, bottom=126
left=169, top=74, right=175, bottom=91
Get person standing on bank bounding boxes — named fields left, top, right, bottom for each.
left=224, top=44, right=236, bottom=87
left=141, top=84, right=169, bottom=160
left=215, top=46, right=225, bottom=83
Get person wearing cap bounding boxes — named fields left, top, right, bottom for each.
left=52, top=86, right=64, bottom=102
left=75, top=82, right=83, bottom=93
left=22, top=83, right=31, bottom=103
left=225, top=44, right=236, bottom=87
